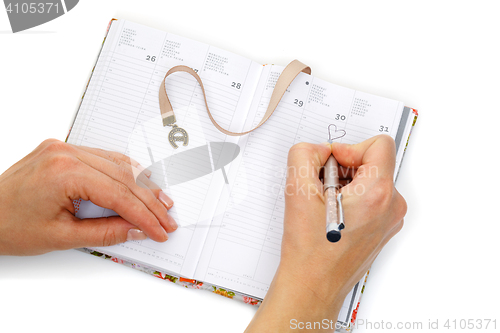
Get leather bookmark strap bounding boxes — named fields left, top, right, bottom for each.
left=158, top=60, right=311, bottom=136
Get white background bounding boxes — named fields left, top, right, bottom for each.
left=1, top=1, right=499, bottom=332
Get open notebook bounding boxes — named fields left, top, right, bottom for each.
left=67, top=19, right=417, bottom=331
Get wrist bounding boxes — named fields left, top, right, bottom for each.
left=245, top=265, right=347, bottom=333
left=273, top=264, right=346, bottom=315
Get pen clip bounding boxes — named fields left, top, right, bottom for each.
left=337, top=192, right=345, bottom=230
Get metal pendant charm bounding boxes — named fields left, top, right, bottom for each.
left=168, top=124, right=189, bottom=149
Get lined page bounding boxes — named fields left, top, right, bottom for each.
left=68, top=19, right=262, bottom=277
left=195, top=65, right=404, bottom=323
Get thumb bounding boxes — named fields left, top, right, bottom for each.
left=64, top=216, right=148, bottom=248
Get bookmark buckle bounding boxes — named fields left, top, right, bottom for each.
left=167, top=123, right=189, bottom=149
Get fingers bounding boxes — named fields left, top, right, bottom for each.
left=58, top=215, right=148, bottom=249
left=132, top=163, right=174, bottom=210
left=136, top=179, right=176, bottom=232
left=71, top=146, right=177, bottom=230
left=77, top=145, right=175, bottom=211
left=286, top=142, right=332, bottom=184
left=71, top=144, right=152, bottom=178
left=284, top=142, right=332, bottom=233
left=338, top=166, right=357, bottom=180
left=67, top=162, right=171, bottom=242
left=285, top=142, right=332, bottom=202
left=331, top=135, right=396, bottom=180
left=136, top=172, right=161, bottom=197
left=61, top=142, right=177, bottom=242
left=331, top=135, right=405, bottom=239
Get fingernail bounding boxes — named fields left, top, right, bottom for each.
left=161, top=227, right=169, bottom=241
left=321, top=141, right=333, bottom=149
left=127, top=229, right=148, bottom=241
left=167, top=213, right=178, bottom=230
left=159, top=191, right=174, bottom=209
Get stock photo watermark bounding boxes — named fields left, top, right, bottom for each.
left=3, top=0, right=79, bottom=33
left=289, top=318, right=498, bottom=331
left=135, top=153, right=376, bottom=200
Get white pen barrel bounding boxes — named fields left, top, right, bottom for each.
left=325, top=187, right=339, bottom=228
left=324, top=155, right=342, bottom=242
left=325, top=187, right=341, bottom=242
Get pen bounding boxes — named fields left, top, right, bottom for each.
left=324, top=154, right=345, bottom=242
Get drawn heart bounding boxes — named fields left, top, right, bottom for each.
left=328, top=124, right=346, bottom=141
left=4, top=0, right=79, bottom=33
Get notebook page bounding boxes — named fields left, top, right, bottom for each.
left=195, top=65, right=404, bottom=323
left=68, top=19, right=262, bottom=277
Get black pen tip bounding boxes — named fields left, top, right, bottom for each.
left=327, top=230, right=341, bottom=243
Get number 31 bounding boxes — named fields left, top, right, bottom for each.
left=379, top=126, right=389, bottom=132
